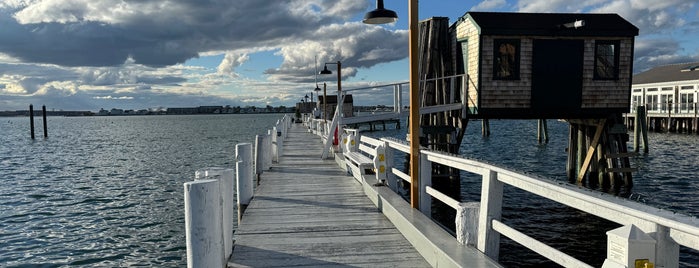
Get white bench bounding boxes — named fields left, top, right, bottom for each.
left=343, top=131, right=387, bottom=184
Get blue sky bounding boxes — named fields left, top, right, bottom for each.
left=1, top=0, right=698, bottom=111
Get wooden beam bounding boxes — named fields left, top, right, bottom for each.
left=577, top=119, right=607, bottom=183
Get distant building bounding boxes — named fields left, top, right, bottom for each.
left=317, top=95, right=353, bottom=118
left=197, top=106, right=223, bottom=114
left=630, top=62, right=699, bottom=115
left=296, top=102, right=316, bottom=114
left=110, top=108, right=124, bottom=115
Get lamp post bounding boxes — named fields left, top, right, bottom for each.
left=319, top=61, right=342, bottom=119
left=364, top=0, right=420, bottom=209
left=314, top=85, right=321, bottom=118
left=323, top=83, right=328, bottom=121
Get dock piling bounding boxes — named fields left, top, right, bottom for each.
left=633, top=106, right=649, bottom=153
left=194, top=167, right=235, bottom=261
left=184, top=179, right=224, bottom=268
left=29, top=104, right=35, bottom=139
left=236, top=143, right=254, bottom=222
left=42, top=105, right=48, bottom=138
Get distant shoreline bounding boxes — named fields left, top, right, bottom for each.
left=0, top=105, right=296, bottom=117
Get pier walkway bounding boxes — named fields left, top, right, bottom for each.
left=228, top=123, right=430, bottom=267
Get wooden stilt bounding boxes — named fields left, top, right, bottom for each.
left=566, top=124, right=577, bottom=181
left=29, top=104, right=35, bottom=140
left=634, top=106, right=649, bottom=153
left=577, top=119, right=606, bottom=183
left=482, top=119, right=490, bottom=137
left=537, top=119, right=549, bottom=144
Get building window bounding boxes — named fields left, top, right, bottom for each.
left=493, top=39, right=520, bottom=80
left=681, top=93, right=694, bottom=112
left=594, top=40, right=620, bottom=80
left=647, top=95, right=658, bottom=111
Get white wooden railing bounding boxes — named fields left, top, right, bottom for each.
left=341, top=132, right=699, bottom=268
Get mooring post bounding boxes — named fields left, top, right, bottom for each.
left=272, top=126, right=279, bottom=163
left=29, top=104, right=35, bottom=139
left=634, top=106, right=649, bottom=153
left=236, top=143, right=254, bottom=223
left=42, top=105, right=48, bottom=138
left=481, top=119, right=490, bottom=137
left=184, top=179, right=224, bottom=268
left=254, top=135, right=263, bottom=182
left=195, top=167, right=235, bottom=261
left=265, top=131, right=273, bottom=170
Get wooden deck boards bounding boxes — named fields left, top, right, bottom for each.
left=229, top=123, right=430, bottom=267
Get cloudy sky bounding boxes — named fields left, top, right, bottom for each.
left=1, top=0, right=698, bottom=111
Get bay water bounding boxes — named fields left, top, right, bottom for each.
left=0, top=114, right=280, bottom=267
left=1, top=115, right=698, bottom=267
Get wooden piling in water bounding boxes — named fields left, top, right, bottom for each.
left=42, top=105, right=48, bottom=138
left=633, top=106, right=649, bottom=154
left=567, top=116, right=634, bottom=194
left=29, top=104, right=35, bottom=139
left=482, top=119, right=490, bottom=137
left=537, top=119, right=549, bottom=143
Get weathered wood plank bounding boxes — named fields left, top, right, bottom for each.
left=229, top=123, right=430, bottom=268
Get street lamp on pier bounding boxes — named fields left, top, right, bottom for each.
left=319, top=61, right=342, bottom=119
left=363, top=0, right=420, bottom=209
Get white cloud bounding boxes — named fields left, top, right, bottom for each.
left=93, top=95, right=134, bottom=100
left=2, top=0, right=698, bottom=110
left=472, top=0, right=509, bottom=11
left=217, top=52, right=249, bottom=75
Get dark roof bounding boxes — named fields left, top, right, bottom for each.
left=632, top=62, right=699, bottom=85
left=318, top=95, right=353, bottom=104
left=462, top=12, right=639, bottom=37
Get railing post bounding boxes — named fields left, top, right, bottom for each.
left=236, top=143, right=254, bottom=222
left=373, top=143, right=387, bottom=184
left=651, top=225, right=679, bottom=268
left=394, top=84, right=401, bottom=114
left=184, top=179, right=224, bottom=268
left=419, top=153, right=432, bottom=216
left=478, top=170, right=502, bottom=261
left=195, top=167, right=235, bottom=261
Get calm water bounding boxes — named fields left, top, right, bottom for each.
left=0, top=114, right=280, bottom=267
left=1, top=115, right=698, bottom=267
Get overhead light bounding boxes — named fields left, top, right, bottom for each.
left=563, top=20, right=585, bottom=29
left=362, top=0, right=398, bottom=24
left=319, top=65, right=332, bottom=75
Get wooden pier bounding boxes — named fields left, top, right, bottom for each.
left=185, top=115, right=699, bottom=268
left=228, top=123, right=430, bottom=267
